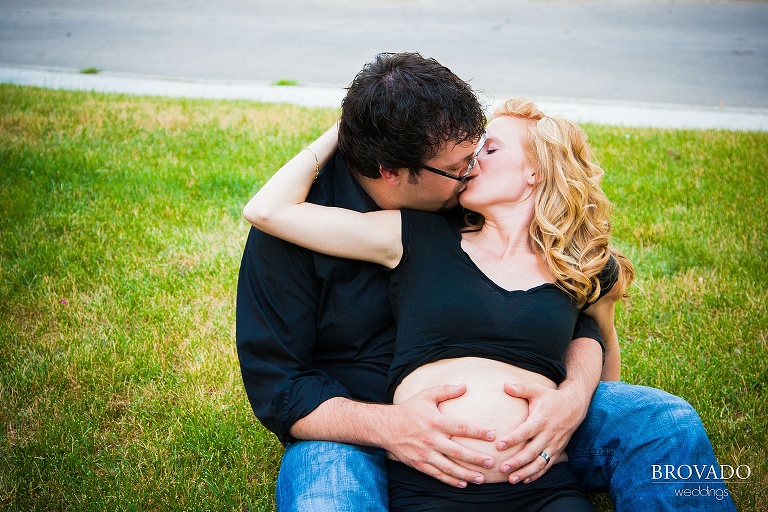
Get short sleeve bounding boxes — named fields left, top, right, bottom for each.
left=585, top=255, right=619, bottom=308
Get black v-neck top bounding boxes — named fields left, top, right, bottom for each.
left=387, top=209, right=617, bottom=399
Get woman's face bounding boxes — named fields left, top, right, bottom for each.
left=459, top=115, right=536, bottom=213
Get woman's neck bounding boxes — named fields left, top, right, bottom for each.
left=460, top=202, right=554, bottom=291
left=471, top=203, right=535, bottom=259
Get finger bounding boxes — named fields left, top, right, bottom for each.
left=495, top=418, right=539, bottom=451
left=498, top=436, right=545, bottom=475
left=421, top=383, right=467, bottom=403
left=435, top=437, right=496, bottom=469
left=521, top=465, right=549, bottom=484
left=418, top=455, right=486, bottom=488
left=426, top=467, right=469, bottom=489
left=503, top=447, right=556, bottom=484
left=437, top=417, right=497, bottom=443
left=503, top=381, right=545, bottom=400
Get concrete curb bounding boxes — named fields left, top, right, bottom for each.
left=3, top=64, right=767, bottom=131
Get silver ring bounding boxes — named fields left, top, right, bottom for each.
left=539, top=451, right=551, bottom=464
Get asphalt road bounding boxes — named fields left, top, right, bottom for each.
left=1, top=0, right=767, bottom=109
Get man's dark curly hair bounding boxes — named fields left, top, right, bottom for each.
left=338, top=52, right=486, bottom=179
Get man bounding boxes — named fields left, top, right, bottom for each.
left=237, top=52, right=735, bottom=511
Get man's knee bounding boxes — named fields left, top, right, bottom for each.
left=276, top=441, right=388, bottom=512
left=592, top=382, right=701, bottom=428
left=640, top=384, right=703, bottom=433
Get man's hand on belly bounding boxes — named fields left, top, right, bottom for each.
left=382, top=383, right=498, bottom=488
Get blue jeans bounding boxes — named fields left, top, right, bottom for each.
left=276, top=441, right=388, bottom=512
left=276, top=382, right=736, bottom=511
left=567, top=381, right=737, bottom=511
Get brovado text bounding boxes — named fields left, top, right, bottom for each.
left=652, top=464, right=751, bottom=481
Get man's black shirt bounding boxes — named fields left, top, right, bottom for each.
left=236, top=152, right=395, bottom=445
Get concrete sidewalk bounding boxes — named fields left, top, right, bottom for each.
left=3, top=64, right=768, bottom=132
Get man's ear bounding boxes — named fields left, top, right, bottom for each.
left=379, top=165, right=403, bottom=185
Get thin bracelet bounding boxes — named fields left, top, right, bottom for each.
left=303, top=146, right=320, bottom=180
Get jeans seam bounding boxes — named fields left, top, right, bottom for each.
left=568, top=448, right=613, bottom=457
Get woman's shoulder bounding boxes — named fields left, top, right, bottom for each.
left=591, top=254, right=620, bottom=303
left=600, top=254, right=619, bottom=281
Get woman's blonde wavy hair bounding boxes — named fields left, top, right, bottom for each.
left=465, top=97, right=633, bottom=307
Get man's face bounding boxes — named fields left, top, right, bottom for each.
left=396, top=138, right=481, bottom=211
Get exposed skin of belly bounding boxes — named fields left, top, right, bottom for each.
left=391, top=357, right=557, bottom=483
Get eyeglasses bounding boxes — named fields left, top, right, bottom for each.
left=420, top=132, right=487, bottom=182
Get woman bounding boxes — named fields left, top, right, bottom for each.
left=244, top=97, right=633, bottom=511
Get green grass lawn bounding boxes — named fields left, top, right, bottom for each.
left=1, top=85, right=765, bottom=510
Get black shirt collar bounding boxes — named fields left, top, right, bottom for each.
left=307, top=151, right=381, bottom=213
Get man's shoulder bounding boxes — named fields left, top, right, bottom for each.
left=403, top=207, right=462, bottom=229
left=399, top=209, right=460, bottom=250
left=310, top=151, right=378, bottom=213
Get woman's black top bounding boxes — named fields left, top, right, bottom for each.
left=387, top=209, right=617, bottom=400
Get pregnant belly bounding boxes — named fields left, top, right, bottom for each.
left=391, top=357, right=556, bottom=483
